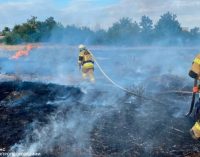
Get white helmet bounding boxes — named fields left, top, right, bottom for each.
left=78, top=44, right=86, bottom=51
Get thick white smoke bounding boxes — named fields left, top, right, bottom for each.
left=0, top=46, right=197, bottom=156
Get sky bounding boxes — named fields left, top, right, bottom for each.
left=0, top=0, right=200, bottom=30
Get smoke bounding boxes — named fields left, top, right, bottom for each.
left=8, top=79, right=121, bottom=157
left=10, top=102, right=98, bottom=156
left=0, top=45, right=198, bottom=156
left=0, top=1, right=200, bottom=156
left=0, top=45, right=196, bottom=92
left=0, top=45, right=80, bottom=84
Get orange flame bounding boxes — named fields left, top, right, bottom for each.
left=11, top=44, right=33, bottom=60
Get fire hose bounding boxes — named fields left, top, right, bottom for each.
left=186, top=79, right=198, bottom=116
left=89, top=51, right=167, bottom=105
left=89, top=50, right=198, bottom=115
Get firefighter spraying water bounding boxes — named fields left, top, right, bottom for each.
left=76, top=45, right=200, bottom=140
left=78, top=44, right=95, bottom=83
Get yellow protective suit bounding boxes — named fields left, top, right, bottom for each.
left=189, top=54, right=200, bottom=80
left=78, top=50, right=95, bottom=82
left=189, top=54, right=200, bottom=139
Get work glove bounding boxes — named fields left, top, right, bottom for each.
left=193, top=86, right=199, bottom=93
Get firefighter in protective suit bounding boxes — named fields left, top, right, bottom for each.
left=78, top=44, right=95, bottom=82
left=189, top=54, right=200, bottom=139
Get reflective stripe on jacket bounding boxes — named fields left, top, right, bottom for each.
left=78, top=50, right=94, bottom=66
left=190, top=54, right=200, bottom=80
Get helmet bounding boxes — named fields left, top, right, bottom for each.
left=79, top=44, right=86, bottom=51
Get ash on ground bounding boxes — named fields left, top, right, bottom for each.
left=0, top=75, right=199, bottom=157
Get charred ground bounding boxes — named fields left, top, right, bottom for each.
left=0, top=81, right=82, bottom=150
left=0, top=77, right=200, bottom=157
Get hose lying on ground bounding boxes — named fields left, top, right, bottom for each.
left=89, top=50, right=168, bottom=105
left=155, top=90, right=194, bottom=95
left=88, top=50, right=197, bottom=117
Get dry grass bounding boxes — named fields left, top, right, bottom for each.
left=0, top=43, right=40, bottom=51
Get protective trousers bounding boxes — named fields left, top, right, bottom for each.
left=82, top=68, right=95, bottom=83
left=190, top=83, right=200, bottom=139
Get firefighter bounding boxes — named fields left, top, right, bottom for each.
left=189, top=54, right=200, bottom=139
left=78, top=44, right=95, bottom=83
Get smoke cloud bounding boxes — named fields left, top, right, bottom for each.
left=0, top=45, right=196, bottom=156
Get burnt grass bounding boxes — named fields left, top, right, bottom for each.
left=1, top=78, right=200, bottom=157
left=0, top=81, right=82, bottom=151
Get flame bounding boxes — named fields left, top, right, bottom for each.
left=11, top=44, right=34, bottom=60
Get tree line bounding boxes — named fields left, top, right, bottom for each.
left=1, top=12, right=200, bottom=46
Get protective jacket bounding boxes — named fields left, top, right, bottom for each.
left=78, top=50, right=94, bottom=70
left=189, top=54, right=200, bottom=80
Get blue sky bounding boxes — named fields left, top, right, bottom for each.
left=47, top=0, right=120, bottom=8
left=0, top=0, right=199, bottom=30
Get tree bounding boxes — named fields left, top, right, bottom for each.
left=93, top=29, right=107, bottom=44
left=2, top=14, right=200, bottom=46
left=190, top=27, right=199, bottom=36
left=2, top=27, right=10, bottom=35
left=155, top=12, right=182, bottom=38
left=27, top=16, right=38, bottom=29
left=4, top=32, right=22, bottom=44
left=107, top=17, right=140, bottom=45
left=189, top=27, right=200, bottom=44
left=139, top=16, right=153, bottom=44
left=140, top=16, right=153, bottom=33
left=45, top=17, right=57, bottom=30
